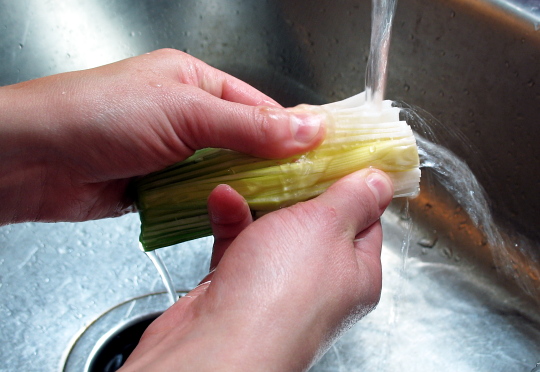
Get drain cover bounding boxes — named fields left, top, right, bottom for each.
left=87, top=312, right=160, bottom=372
left=63, top=292, right=180, bottom=372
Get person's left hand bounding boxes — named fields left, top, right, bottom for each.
left=0, top=49, right=325, bottom=224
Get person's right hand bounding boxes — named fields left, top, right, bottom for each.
left=121, top=168, right=393, bottom=372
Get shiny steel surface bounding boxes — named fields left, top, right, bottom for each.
left=1, top=0, right=539, bottom=371
left=63, top=293, right=173, bottom=371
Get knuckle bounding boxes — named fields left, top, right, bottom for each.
left=251, top=106, right=273, bottom=140
left=274, top=202, right=321, bottom=233
left=356, top=191, right=379, bottom=226
left=333, top=174, right=382, bottom=228
left=249, top=106, right=292, bottom=158
left=153, top=48, right=185, bottom=59
left=286, top=200, right=341, bottom=237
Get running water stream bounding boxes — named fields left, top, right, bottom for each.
left=364, top=0, right=538, bottom=303
left=365, top=0, right=398, bottom=109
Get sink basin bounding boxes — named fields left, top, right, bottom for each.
left=1, top=0, right=539, bottom=371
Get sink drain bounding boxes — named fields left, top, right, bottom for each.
left=86, top=312, right=160, bottom=372
left=63, top=292, right=181, bottom=372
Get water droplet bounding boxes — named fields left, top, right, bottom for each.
left=441, top=246, right=453, bottom=259
left=527, top=79, right=535, bottom=87
left=18, top=43, right=24, bottom=49
left=399, top=204, right=411, bottom=221
left=418, top=236, right=438, bottom=248
left=403, top=83, right=410, bottom=92
left=149, top=82, right=163, bottom=88
left=369, top=145, right=376, bottom=153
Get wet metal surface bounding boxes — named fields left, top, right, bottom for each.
left=1, top=0, right=539, bottom=371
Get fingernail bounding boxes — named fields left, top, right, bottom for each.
left=290, top=113, right=322, bottom=143
left=366, top=172, right=393, bottom=209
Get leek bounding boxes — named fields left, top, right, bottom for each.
left=136, top=92, right=420, bottom=251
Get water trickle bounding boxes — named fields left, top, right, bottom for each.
left=142, top=245, right=178, bottom=306
left=399, top=200, right=413, bottom=273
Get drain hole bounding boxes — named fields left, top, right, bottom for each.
left=88, top=312, right=161, bottom=372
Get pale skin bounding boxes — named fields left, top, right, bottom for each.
left=0, top=49, right=393, bottom=371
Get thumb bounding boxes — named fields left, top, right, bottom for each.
left=172, top=91, right=327, bottom=159
left=316, top=168, right=394, bottom=239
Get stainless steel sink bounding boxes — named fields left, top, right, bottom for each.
left=1, top=0, right=539, bottom=371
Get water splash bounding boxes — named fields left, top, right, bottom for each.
left=399, top=105, right=540, bottom=298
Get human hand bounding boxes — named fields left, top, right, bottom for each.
left=121, top=168, right=393, bottom=372
left=0, top=49, right=325, bottom=224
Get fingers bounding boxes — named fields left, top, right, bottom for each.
left=170, top=90, right=327, bottom=159
left=207, top=184, right=253, bottom=271
left=191, top=60, right=283, bottom=108
left=316, top=168, right=393, bottom=239
left=146, top=49, right=327, bottom=159
left=147, top=49, right=283, bottom=108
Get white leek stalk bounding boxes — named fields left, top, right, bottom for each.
left=136, top=92, right=420, bottom=251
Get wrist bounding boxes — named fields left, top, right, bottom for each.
left=0, top=82, right=58, bottom=224
left=122, top=292, right=325, bottom=372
